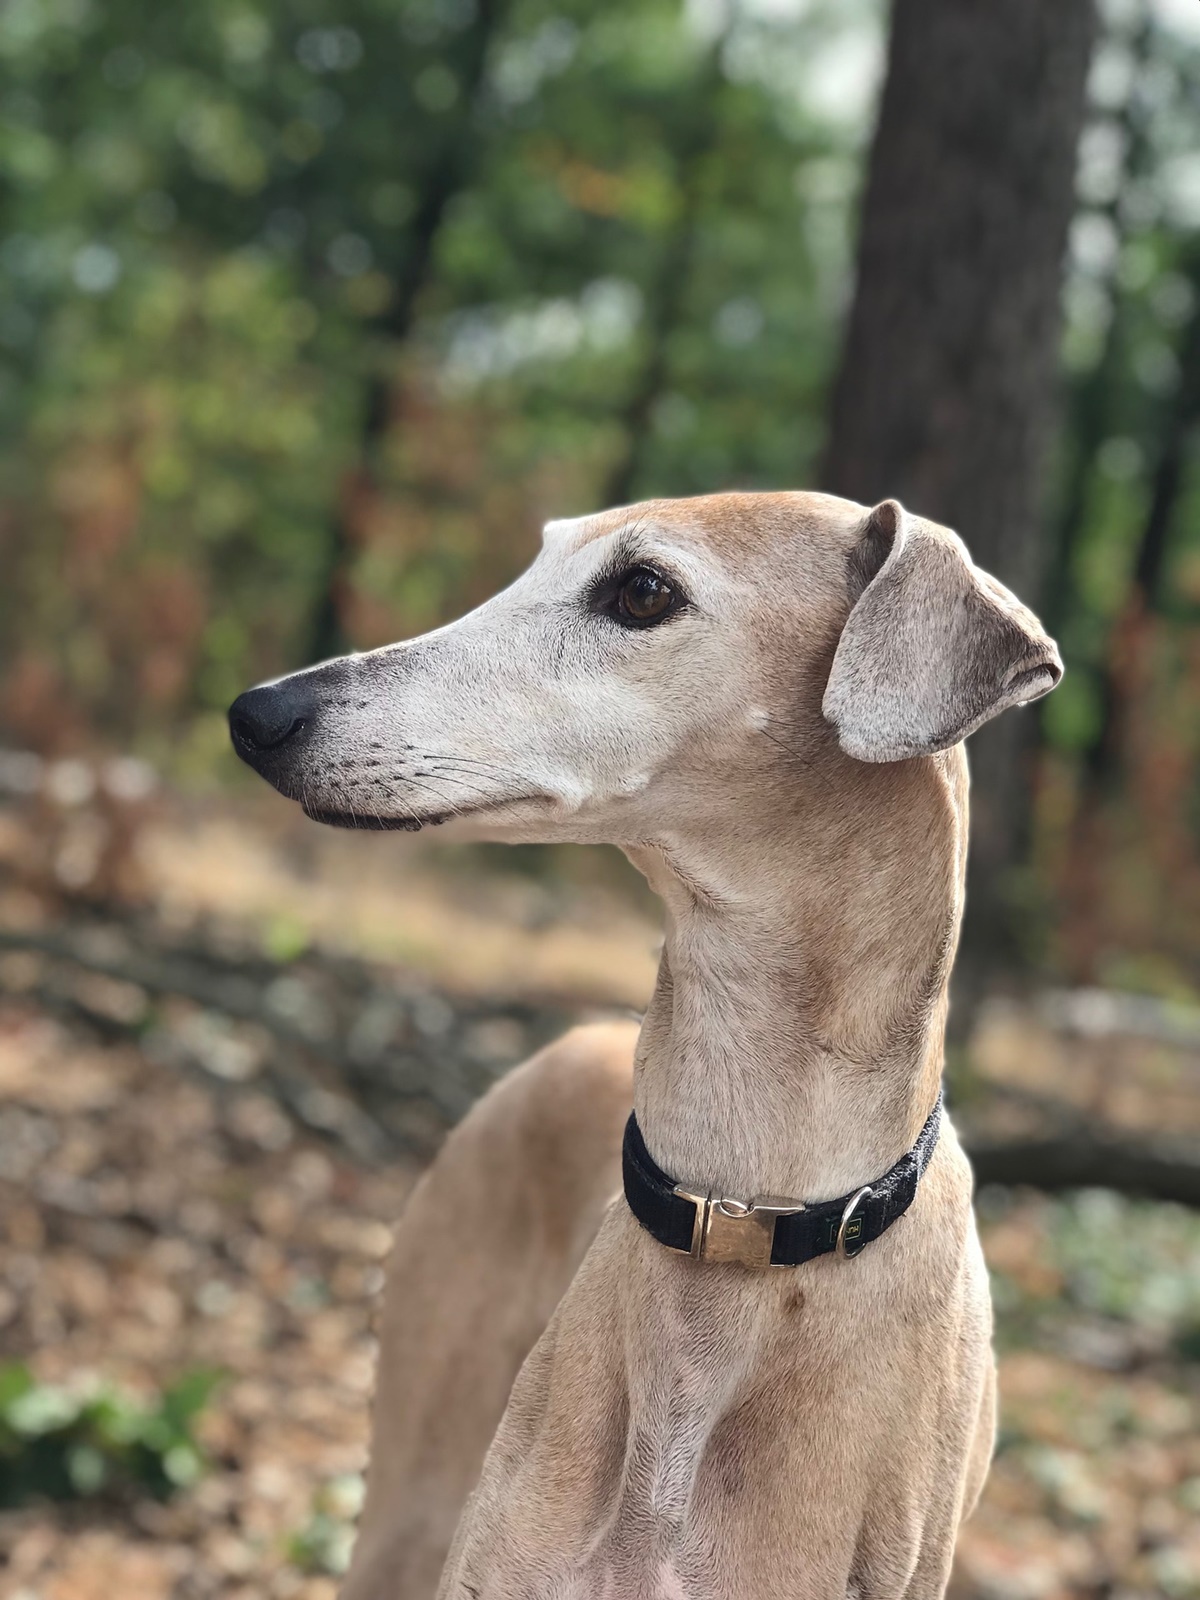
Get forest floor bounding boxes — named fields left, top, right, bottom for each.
left=1, top=788, right=1199, bottom=1600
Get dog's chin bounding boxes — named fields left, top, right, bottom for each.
left=301, top=806, right=435, bottom=832
left=299, top=793, right=547, bottom=834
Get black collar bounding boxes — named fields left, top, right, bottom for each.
left=622, top=1091, right=943, bottom=1268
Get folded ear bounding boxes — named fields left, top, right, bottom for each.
left=822, top=500, right=1063, bottom=764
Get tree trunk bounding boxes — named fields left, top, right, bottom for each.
left=821, top=0, right=1096, bottom=976
left=602, top=61, right=723, bottom=510
left=306, top=0, right=504, bottom=665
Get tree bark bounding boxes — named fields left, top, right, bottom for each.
left=821, top=0, right=1097, bottom=972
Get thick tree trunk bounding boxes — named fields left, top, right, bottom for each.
left=821, top=0, right=1096, bottom=974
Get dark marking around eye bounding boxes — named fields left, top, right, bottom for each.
left=587, top=560, right=688, bottom=630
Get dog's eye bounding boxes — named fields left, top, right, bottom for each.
left=617, top=568, right=676, bottom=625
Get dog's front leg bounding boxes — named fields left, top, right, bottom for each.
left=341, top=1023, right=635, bottom=1600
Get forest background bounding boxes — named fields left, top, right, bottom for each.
left=2, top=0, right=1200, bottom=1596
left=2, top=0, right=1198, bottom=994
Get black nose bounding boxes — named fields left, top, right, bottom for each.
left=228, top=681, right=314, bottom=760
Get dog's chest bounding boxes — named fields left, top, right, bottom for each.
left=653, top=1560, right=691, bottom=1600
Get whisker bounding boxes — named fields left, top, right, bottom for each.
left=759, top=724, right=814, bottom=769
left=417, top=753, right=525, bottom=780
left=421, top=764, right=512, bottom=797
left=421, top=758, right=535, bottom=797
left=406, top=774, right=469, bottom=815
left=416, top=748, right=524, bottom=771
left=362, top=780, right=423, bottom=831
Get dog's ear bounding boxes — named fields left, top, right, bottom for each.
left=822, top=500, right=1062, bottom=763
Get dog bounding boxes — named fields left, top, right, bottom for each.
left=230, top=491, right=1061, bottom=1599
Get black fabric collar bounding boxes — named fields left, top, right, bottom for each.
left=622, top=1091, right=943, bottom=1268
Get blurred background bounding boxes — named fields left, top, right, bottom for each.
left=1, top=0, right=1199, bottom=1594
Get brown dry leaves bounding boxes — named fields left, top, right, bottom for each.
left=1, top=977, right=1199, bottom=1597
left=0, top=1006, right=414, bottom=1600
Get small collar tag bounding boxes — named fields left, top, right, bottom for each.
left=622, top=1091, right=943, bottom=1269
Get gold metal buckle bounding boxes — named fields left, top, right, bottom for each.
left=673, top=1185, right=806, bottom=1268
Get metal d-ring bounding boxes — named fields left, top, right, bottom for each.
left=835, top=1186, right=873, bottom=1259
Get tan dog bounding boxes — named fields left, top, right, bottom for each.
left=229, top=492, right=1061, bottom=1599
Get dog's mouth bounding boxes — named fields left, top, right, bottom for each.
left=301, top=794, right=545, bottom=832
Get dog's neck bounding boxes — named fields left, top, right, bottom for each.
left=625, top=747, right=966, bottom=1205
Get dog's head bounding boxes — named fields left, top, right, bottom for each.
left=229, top=493, right=1061, bottom=845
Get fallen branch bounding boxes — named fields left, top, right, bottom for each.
left=965, top=1133, right=1200, bottom=1209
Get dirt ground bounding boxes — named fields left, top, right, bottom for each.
left=1, top=791, right=1199, bottom=1599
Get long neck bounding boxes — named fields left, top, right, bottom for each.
left=627, top=749, right=967, bottom=1203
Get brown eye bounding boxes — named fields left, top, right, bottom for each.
left=618, top=568, right=675, bottom=623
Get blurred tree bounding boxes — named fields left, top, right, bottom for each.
left=1045, top=10, right=1155, bottom=641
left=600, top=50, right=723, bottom=509
left=306, top=0, right=507, bottom=663
left=1085, top=237, right=1200, bottom=785
left=1042, top=2, right=1200, bottom=994
left=821, top=0, right=1096, bottom=975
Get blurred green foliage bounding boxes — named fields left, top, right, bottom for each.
left=287, top=1472, right=366, bottom=1576
left=0, top=1363, right=221, bottom=1507
left=986, top=1188, right=1200, bottom=1353
left=0, top=0, right=876, bottom=746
